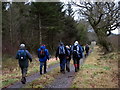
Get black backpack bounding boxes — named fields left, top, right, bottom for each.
left=73, top=45, right=79, bottom=58
left=40, top=49, right=45, bottom=58
left=59, top=46, right=65, bottom=55
left=19, top=50, right=27, bottom=60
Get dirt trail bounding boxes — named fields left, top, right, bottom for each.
left=5, top=63, right=59, bottom=88
left=46, top=58, right=85, bottom=88
left=4, top=57, right=86, bottom=89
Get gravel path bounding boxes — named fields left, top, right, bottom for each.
left=3, top=57, right=86, bottom=89
left=5, top=63, right=59, bottom=88
left=46, top=58, right=85, bottom=88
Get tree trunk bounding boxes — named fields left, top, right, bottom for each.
left=38, top=13, right=42, bottom=45
left=95, top=30, right=113, bottom=53
left=10, top=4, right=13, bottom=46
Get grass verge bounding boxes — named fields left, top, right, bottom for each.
left=2, top=56, right=59, bottom=88
left=71, top=46, right=118, bottom=88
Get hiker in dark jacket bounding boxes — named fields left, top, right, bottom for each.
left=56, top=42, right=68, bottom=74
left=85, top=44, right=90, bottom=57
left=38, top=45, right=49, bottom=75
left=16, top=44, right=32, bottom=84
left=71, top=41, right=83, bottom=72
left=65, top=45, right=71, bottom=72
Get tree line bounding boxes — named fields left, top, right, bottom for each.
left=2, top=2, right=88, bottom=56
left=2, top=1, right=119, bottom=57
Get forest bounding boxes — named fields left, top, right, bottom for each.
left=2, top=1, right=120, bottom=57
left=2, top=2, right=88, bottom=56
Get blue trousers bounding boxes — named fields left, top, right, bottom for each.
left=59, top=58, right=66, bottom=71
left=40, top=61, right=47, bottom=73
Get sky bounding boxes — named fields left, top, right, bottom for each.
left=111, top=29, right=120, bottom=35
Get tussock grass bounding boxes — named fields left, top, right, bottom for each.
left=23, top=67, right=60, bottom=88
left=71, top=46, right=118, bottom=88
left=2, top=56, right=59, bottom=88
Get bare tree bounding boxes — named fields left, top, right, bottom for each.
left=72, top=1, right=120, bottom=52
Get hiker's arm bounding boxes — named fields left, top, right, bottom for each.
left=65, top=47, right=68, bottom=56
left=70, top=46, right=73, bottom=54
left=46, top=49, right=50, bottom=60
left=79, top=46, right=83, bottom=58
left=26, top=50, right=32, bottom=62
left=37, top=49, right=40, bottom=58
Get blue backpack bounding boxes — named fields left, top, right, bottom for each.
left=18, top=50, right=27, bottom=60
left=59, top=46, right=65, bottom=55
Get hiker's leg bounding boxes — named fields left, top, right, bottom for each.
left=20, top=67, right=24, bottom=75
left=66, top=59, right=68, bottom=71
left=23, top=68, right=27, bottom=77
left=66, top=59, right=70, bottom=72
left=62, top=58, right=66, bottom=73
left=67, top=59, right=70, bottom=72
left=44, top=61, right=47, bottom=73
left=60, top=58, right=63, bottom=72
left=21, top=67, right=27, bottom=84
left=20, top=67, right=24, bottom=81
left=73, top=58, right=77, bottom=72
left=40, top=62, right=44, bottom=74
left=77, top=58, right=80, bottom=70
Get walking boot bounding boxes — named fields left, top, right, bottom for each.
left=60, top=69, right=62, bottom=73
left=62, top=70, right=65, bottom=74
left=40, top=69, right=42, bottom=75
left=44, top=71, right=47, bottom=74
left=21, top=74, right=26, bottom=84
left=75, top=67, right=78, bottom=72
left=68, top=68, right=70, bottom=72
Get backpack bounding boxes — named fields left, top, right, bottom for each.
left=40, top=49, right=46, bottom=58
left=19, top=50, right=27, bottom=60
left=73, top=45, right=80, bottom=58
left=59, top=46, right=65, bottom=55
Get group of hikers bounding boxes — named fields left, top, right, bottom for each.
left=16, top=40, right=90, bottom=84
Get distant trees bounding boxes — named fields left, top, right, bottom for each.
left=2, top=2, right=88, bottom=56
left=72, top=2, right=120, bottom=52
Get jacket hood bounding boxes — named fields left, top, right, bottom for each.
left=40, top=46, right=45, bottom=50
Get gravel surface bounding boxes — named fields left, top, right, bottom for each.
left=5, top=63, right=59, bottom=88
left=46, top=58, right=85, bottom=88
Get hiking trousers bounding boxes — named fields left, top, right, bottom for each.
left=59, top=58, right=66, bottom=72
left=20, top=67, right=27, bottom=77
left=40, top=61, right=47, bottom=74
left=73, top=58, right=80, bottom=72
left=66, top=59, right=70, bottom=72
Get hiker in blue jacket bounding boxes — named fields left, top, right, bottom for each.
left=38, top=45, right=49, bottom=75
left=56, top=42, right=68, bottom=74
left=71, top=41, right=83, bottom=72
left=16, top=44, right=32, bottom=84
